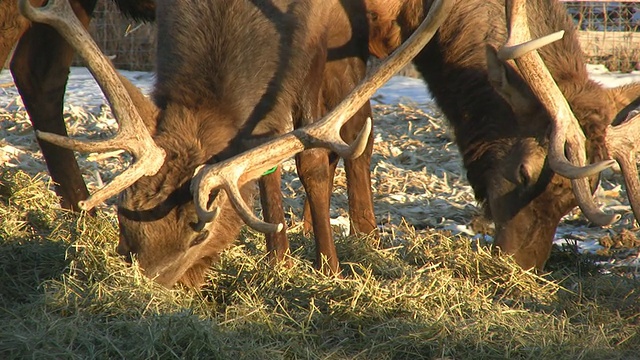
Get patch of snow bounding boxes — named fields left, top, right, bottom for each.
left=370, top=76, right=433, bottom=107
left=587, top=64, right=640, bottom=88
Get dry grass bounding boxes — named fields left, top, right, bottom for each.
left=1, top=71, right=639, bottom=358
left=591, top=47, right=640, bottom=73
left=1, top=169, right=639, bottom=359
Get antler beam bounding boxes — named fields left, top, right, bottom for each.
left=191, top=0, right=455, bottom=232
left=498, top=0, right=619, bottom=226
left=18, top=0, right=165, bottom=211
left=606, top=113, right=640, bottom=223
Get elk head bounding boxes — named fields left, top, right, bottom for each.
left=20, top=0, right=454, bottom=286
left=365, top=0, right=640, bottom=269
left=485, top=0, right=640, bottom=267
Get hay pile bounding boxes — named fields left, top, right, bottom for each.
left=1, top=168, right=639, bottom=358
left=1, top=70, right=640, bottom=358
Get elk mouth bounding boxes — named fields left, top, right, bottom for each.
left=116, top=203, right=221, bottom=288
left=492, top=203, right=561, bottom=270
left=139, top=236, right=217, bottom=288
left=489, top=167, right=577, bottom=270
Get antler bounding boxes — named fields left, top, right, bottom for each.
left=605, top=112, right=640, bottom=223
left=497, top=0, right=619, bottom=226
left=18, top=0, right=165, bottom=211
left=191, top=0, right=455, bottom=233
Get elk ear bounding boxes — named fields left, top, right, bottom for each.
left=606, top=82, right=640, bottom=126
left=365, top=0, right=403, bottom=59
left=366, top=14, right=402, bottom=58
left=118, top=73, right=159, bottom=135
left=486, top=45, right=539, bottom=118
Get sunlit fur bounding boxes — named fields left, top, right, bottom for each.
left=365, top=0, right=640, bottom=269
left=117, top=0, right=375, bottom=287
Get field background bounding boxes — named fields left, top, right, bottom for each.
left=78, top=1, right=640, bottom=73
left=1, top=1, right=640, bottom=359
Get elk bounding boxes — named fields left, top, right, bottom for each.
left=365, top=0, right=640, bottom=270
left=0, top=0, right=155, bottom=211
left=19, top=0, right=453, bottom=287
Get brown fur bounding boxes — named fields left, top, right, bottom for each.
left=365, top=0, right=640, bottom=269
left=115, top=0, right=376, bottom=287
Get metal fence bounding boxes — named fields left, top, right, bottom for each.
left=80, top=1, right=640, bottom=72
left=80, top=1, right=156, bottom=71
left=562, top=1, right=640, bottom=71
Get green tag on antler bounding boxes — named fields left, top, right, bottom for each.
left=262, top=166, right=278, bottom=176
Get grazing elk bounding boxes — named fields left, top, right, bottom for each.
left=20, top=0, right=452, bottom=287
left=0, top=0, right=154, bottom=211
left=365, top=0, right=640, bottom=270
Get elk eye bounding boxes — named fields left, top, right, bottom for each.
left=190, top=230, right=209, bottom=247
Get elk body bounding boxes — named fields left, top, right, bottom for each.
left=19, top=0, right=452, bottom=287
left=22, top=0, right=377, bottom=288
left=365, top=0, right=640, bottom=270
left=0, top=0, right=155, bottom=211
left=115, top=0, right=379, bottom=286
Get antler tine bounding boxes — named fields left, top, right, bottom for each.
left=498, top=31, right=565, bottom=60
left=499, top=0, right=615, bottom=178
left=191, top=0, right=454, bottom=233
left=18, top=0, right=165, bottom=211
left=606, top=113, right=640, bottom=223
left=570, top=178, right=621, bottom=225
left=498, top=0, right=618, bottom=226
left=191, top=164, right=284, bottom=233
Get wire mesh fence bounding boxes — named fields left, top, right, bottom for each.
left=79, top=0, right=156, bottom=71
left=32, top=1, right=640, bottom=73
left=563, top=1, right=640, bottom=71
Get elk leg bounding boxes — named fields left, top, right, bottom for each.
left=301, top=152, right=339, bottom=235
left=10, top=8, right=94, bottom=212
left=342, top=104, right=377, bottom=236
left=302, top=196, right=313, bottom=235
left=258, top=166, right=290, bottom=264
left=296, top=147, right=339, bottom=274
left=302, top=110, right=377, bottom=239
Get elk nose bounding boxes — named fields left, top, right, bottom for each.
left=116, top=237, right=132, bottom=262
